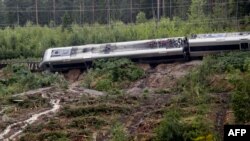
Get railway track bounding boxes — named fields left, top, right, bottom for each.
left=0, top=60, right=41, bottom=72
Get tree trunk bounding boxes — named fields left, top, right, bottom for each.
left=35, top=0, right=38, bottom=25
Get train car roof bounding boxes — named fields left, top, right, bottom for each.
left=190, top=32, right=250, bottom=39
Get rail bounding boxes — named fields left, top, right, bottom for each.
left=0, top=60, right=42, bottom=71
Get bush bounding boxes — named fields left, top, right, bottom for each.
left=83, top=58, right=144, bottom=93
left=111, top=122, right=128, bottom=141
left=95, top=79, right=113, bottom=92
left=154, top=108, right=184, bottom=141
left=0, top=64, right=67, bottom=95
left=0, top=19, right=235, bottom=60
left=230, top=70, right=250, bottom=123
left=38, top=132, right=69, bottom=141
left=178, top=52, right=250, bottom=104
left=136, top=12, right=147, bottom=24
left=155, top=108, right=213, bottom=141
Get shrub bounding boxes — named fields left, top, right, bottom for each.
left=136, top=12, right=147, bottom=24
left=0, top=64, right=67, bottom=95
left=230, top=71, right=250, bottom=123
left=83, top=58, right=144, bottom=93
left=95, top=79, right=113, bottom=92
left=38, top=132, right=69, bottom=141
left=111, top=122, right=128, bottom=141
left=155, top=108, right=214, bottom=141
left=0, top=19, right=235, bottom=60
left=154, top=108, right=184, bottom=141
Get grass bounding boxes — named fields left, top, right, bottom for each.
left=154, top=51, right=250, bottom=140
left=4, top=51, right=250, bottom=140
left=0, top=64, right=68, bottom=96
left=82, top=58, right=145, bottom=94
left=0, top=18, right=243, bottom=60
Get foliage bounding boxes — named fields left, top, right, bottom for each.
left=20, top=131, right=69, bottom=141
left=228, top=57, right=250, bottom=123
left=0, top=18, right=242, bottom=60
left=154, top=108, right=213, bottom=141
left=111, top=122, right=128, bottom=141
left=154, top=108, right=184, bottom=141
left=136, top=12, right=147, bottom=24
left=61, top=12, right=73, bottom=32
left=178, top=52, right=250, bottom=104
left=0, top=64, right=67, bottom=96
left=93, top=58, right=144, bottom=82
left=1, top=0, right=249, bottom=27
left=231, top=73, right=250, bottom=123
left=60, top=104, right=131, bottom=118
left=178, top=51, right=250, bottom=125
left=38, top=132, right=70, bottom=141
left=70, top=117, right=108, bottom=129
left=83, top=58, right=144, bottom=93
left=163, top=52, right=250, bottom=141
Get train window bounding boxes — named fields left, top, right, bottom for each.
left=71, top=48, right=78, bottom=56
left=83, top=48, right=89, bottom=53
left=240, top=43, right=249, bottom=50
left=51, top=49, right=71, bottom=57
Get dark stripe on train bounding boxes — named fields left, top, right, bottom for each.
left=52, top=62, right=91, bottom=69
left=132, top=55, right=185, bottom=61
left=190, top=44, right=240, bottom=52
left=52, top=55, right=185, bottom=69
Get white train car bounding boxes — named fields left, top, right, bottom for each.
left=40, top=37, right=188, bottom=70
left=188, top=32, right=250, bottom=57
left=39, top=32, right=250, bottom=71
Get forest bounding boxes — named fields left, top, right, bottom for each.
left=0, top=0, right=249, bottom=60
left=0, top=0, right=249, bottom=26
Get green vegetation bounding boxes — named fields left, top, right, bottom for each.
left=111, top=122, right=128, bottom=141
left=13, top=52, right=250, bottom=141
left=0, top=64, right=67, bottom=96
left=60, top=104, right=131, bottom=117
left=0, top=18, right=244, bottom=60
left=83, top=58, right=144, bottom=94
left=20, top=94, right=142, bottom=141
left=155, top=108, right=213, bottom=141
left=20, top=132, right=70, bottom=141
left=136, top=12, right=147, bottom=24
left=154, top=52, right=250, bottom=140
left=178, top=52, right=250, bottom=104
left=0, top=0, right=249, bottom=60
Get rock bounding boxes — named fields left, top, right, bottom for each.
left=127, top=87, right=143, bottom=96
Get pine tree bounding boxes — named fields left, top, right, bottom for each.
left=61, top=12, right=73, bottom=32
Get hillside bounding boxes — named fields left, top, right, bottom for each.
left=0, top=52, right=249, bottom=141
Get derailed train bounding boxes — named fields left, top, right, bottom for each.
left=39, top=32, right=250, bottom=71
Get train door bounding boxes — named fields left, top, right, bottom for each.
left=240, top=42, right=249, bottom=50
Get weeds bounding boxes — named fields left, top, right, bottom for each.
left=154, top=108, right=214, bottom=141
left=0, top=64, right=67, bottom=95
left=83, top=58, right=144, bottom=94
left=60, top=104, right=131, bottom=117
left=0, top=19, right=232, bottom=60
left=111, top=122, right=128, bottom=141
left=155, top=52, right=250, bottom=140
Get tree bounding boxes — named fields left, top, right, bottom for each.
left=136, top=11, right=147, bottom=23
left=188, top=0, right=208, bottom=28
left=0, top=0, right=5, bottom=26
left=61, top=12, right=73, bottom=32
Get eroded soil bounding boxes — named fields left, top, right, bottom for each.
left=0, top=61, right=233, bottom=140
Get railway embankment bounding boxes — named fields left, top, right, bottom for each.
left=0, top=52, right=250, bottom=140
